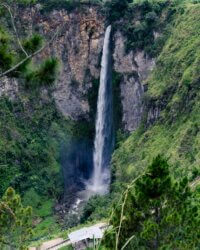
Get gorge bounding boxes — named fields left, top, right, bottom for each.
left=0, top=0, right=200, bottom=248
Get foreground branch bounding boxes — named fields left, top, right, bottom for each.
left=115, top=173, right=145, bottom=250
left=1, top=3, right=28, bottom=57
left=0, top=26, right=61, bottom=78
left=121, top=235, right=136, bottom=250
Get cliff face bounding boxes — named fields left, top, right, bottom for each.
left=22, top=5, right=105, bottom=121
left=113, top=31, right=155, bottom=131
left=1, top=5, right=155, bottom=132
left=0, top=77, right=18, bottom=100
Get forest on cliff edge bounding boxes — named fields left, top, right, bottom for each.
left=0, top=0, right=200, bottom=249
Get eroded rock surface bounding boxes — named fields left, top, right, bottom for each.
left=113, top=31, right=155, bottom=131
left=0, top=6, right=156, bottom=131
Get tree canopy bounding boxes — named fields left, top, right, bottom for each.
left=102, top=155, right=200, bottom=249
left=0, top=187, right=33, bottom=249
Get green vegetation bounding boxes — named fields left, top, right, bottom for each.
left=0, top=91, right=96, bottom=242
left=38, top=0, right=81, bottom=13
left=148, top=3, right=200, bottom=97
left=58, top=246, right=73, bottom=250
left=0, top=94, right=90, bottom=242
left=23, top=34, right=43, bottom=54
left=103, top=0, right=132, bottom=22
left=112, top=2, right=200, bottom=186
left=0, top=187, right=33, bottom=249
left=25, top=58, right=59, bottom=88
left=122, top=0, right=171, bottom=55
left=33, top=216, right=60, bottom=240
left=102, top=156, right=200, bottom=249
left=0, top=97, right=67, bottom=197
left=0, top=0, right=200, bottom=247
left=0, top=0, right=65, bottom=242
left=0, top=0, right=58, bottom=87
left=38, top=0, right=103, bottom=13
left=0, top=27, right=15, bottom=71
left=103, top=0, right=175, bottom=55
left=81, top=195, right=111, bottom=223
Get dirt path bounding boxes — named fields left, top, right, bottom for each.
left=29, top=222, right=108, bottom=250
left=29, top=238, right=70, bottom=250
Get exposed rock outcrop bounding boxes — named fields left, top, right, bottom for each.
left=113, top=31, right=155, bottom=131
left=29, top=6, right=105, bottom=120
left=1, top=6, right=156, bottom=131
left=0, top=77, right=18, bottom=100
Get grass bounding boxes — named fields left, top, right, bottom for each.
left=24, top=194, right=61, bottom=241
left=148, top=3, right=200, bottom=97
left=58, top=246, right=73, bottom=250
left=32, top=217, right=60, bottom=240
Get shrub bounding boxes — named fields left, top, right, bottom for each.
left=23, top=34, right=43, bottom=54
left=0, top=28, right=15, bottom=71
left=25, top=57, right=59, bottom=88
left=39, top=0, right=81, bottom=13
left=81, top=195, right=111, bottom=223
left=104, top=0, right=131, bottom=23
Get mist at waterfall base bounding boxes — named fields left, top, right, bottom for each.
left=61, top=26, right=113, bottom=210
left=61, top=139, right=93, bottom=196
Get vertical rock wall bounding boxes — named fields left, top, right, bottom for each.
left=0, top=5, right=156, bottom=132
left=113, top=31, right=155, bottom=131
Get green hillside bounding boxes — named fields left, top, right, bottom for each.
left=112, top=2, right=200, bottom=185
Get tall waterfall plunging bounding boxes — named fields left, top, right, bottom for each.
left=86, top=25, right=113, bottom=195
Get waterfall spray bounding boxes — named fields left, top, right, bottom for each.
left=87, top=25, right=113, bottom=195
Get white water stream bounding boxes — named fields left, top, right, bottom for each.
left=67, top=26, right=113, bottom=218
left=86, top=25, right=113, bottom=195
left=68, top=26, right=113, bottom=219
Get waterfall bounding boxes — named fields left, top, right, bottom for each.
left=87, top=25, right=113, bottom=195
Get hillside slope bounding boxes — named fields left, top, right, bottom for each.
left=112, top=2, right=200, bottom=185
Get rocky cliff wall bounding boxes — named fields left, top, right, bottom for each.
left=1, top=5, right=155, bottom=132
left=113, top=31, right=155, bottom=131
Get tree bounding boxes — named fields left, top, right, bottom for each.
left=104, top=0, right=132, bottom=22
left=102, top=155, right=200, bottom=249
left=0, top=187, right=33, bottom=249
left=0, top=0, right=60, bottom=87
